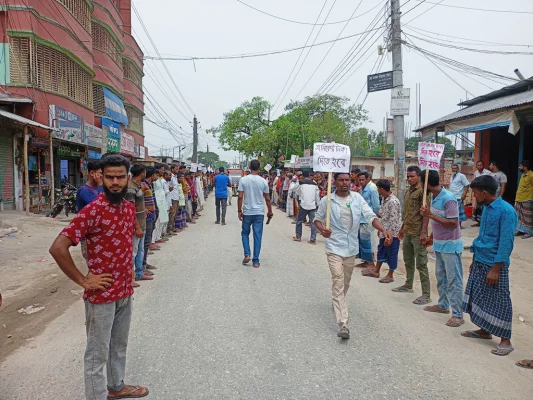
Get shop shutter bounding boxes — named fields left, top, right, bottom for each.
left=0, top=131, right=14, bottom=205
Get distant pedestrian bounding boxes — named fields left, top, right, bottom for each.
left=462, top=175, right=517, bottom=356
left=214, top=167, right=231, bottom=225
left=420, top=170, right=465, bottom=327
left=472, top=160, right=491, bottom=227
left=226, top=170, right=232, bottom=206
left=142, top=167, right=159, bottom=273
left=489, top=161, right=507, bottom=198
left=363, top=179, right=401, bottom=283
left=350, top=168, right=361, bottom=193
left=448, top=163, right=470, bottom=228
left=167, top=164, right=181, bottom=235
left=49, top=154, right=149, bottom=400
left=174, top=174, right=187, bottom=231
left=238, top=160, right=273, bottom=268
left=314, top=173, right=392, bottom=339
left=514, top=160, right=533, bottom=239
left=286, top=174, right=296, bottom=218
left=293, top=170, right=320, bottom=244
left=357, top=171, right=380, bottom=271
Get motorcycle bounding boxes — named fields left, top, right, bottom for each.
left=46, top=181, right=78, bottom=218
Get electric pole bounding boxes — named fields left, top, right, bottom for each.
left=192, top=116, right=198, bottom=163
left=392, top=0, right=406, bottom=206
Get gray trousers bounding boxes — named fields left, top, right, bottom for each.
left=216, top=197, right=227, bottom=222
left=84, top=296, right=133, bottom=400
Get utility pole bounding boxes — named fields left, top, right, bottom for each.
left=192, top=116, right=198, bottom=163
left=207, top=143, right=209, bottom=153
left=391, top=0, right=406, bottom=206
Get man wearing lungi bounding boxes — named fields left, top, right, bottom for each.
left=515, top=160, right=533, bottom=239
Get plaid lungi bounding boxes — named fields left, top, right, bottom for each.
left=463, top=261, right=513, bottom=339
left=515, top=200, right=533, bottom=234
left=358, top=223, right=374, bottom=263
left=457, top=200, right=467, bottom=222
left=175, top=208, right=187, bottom=229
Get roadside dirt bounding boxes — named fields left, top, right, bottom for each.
left=0, top=212, right=87, bottom=361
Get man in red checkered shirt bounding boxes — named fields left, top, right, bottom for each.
left=50, top=154, right=149, bottom=400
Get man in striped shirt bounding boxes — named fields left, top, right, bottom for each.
left=141, top=167, right=159, bottom=278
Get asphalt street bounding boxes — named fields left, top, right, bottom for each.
left=1, top=199, right=532, bottom=399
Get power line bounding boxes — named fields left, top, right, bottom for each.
left=402, top=0, right=443, bottom=25
left=236, top=0, right=385, bottom=26
left=414, top=0, right=533, bottom=15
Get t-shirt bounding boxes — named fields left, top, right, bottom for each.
left=142, top=181, right=156, bottom=222
left=430, top=188, right=463, bottom=254
left=214, top=174, right=231, bottom=199
left=490, top=171, right=507, bottom=197
left=339, top=200, right=353, bottom=230
left=125, top=181, right=146, bottom=230
left=60, top=193, right=136, bottom=304
left=238, top=174, right=269, bottom=215
left=76, top=183, right=103, bottom=211
left=449, top=172, right=469, bottom=199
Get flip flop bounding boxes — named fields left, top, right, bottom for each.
left=460, top=330, right=492, bottom=339
left=292, top=237, right=302, bottom=242
left=424, top=305, right=450, bottom=314
left=491, top=345, right=514, bottom=356
left=516, top=360, right=533, bottom=369
left=107, top=385, right=149, bottom=399
left=392, top=285, right=414, bottom=293
left=413, top=296, right=432, bottom=305
left=242, top=256, right=251, bottom=265
left=379, top=276, right=394, bottom=284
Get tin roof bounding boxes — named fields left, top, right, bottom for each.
left=0, top=109, right=54, bottom=130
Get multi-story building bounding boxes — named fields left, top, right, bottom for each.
left=0, top=0, right=145, bottom=212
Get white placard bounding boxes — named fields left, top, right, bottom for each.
left=264, top=163, right=272, bottom=172
left=295, top=156, right=313, bottom=169
left=312, top=143, right=351, bottom=173
left=190, top=163, right=198, bottom=173
left=202, top=167, right=207, bottom=173
left=290, top=155, right=298, bottom=165
left=418, top=142, right=445, bottom=171
left=391, top=88, right=410, bottom=116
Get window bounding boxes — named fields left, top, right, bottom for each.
left=57, top=0, right=91, bottom=32
left=92, top=22, right=122, bottom=67
left=9, top=37, right=31, bottom=84
left=125, top=105, right=143, bottom=135
left=93, top=84, right=106, bottom=116
left=123, top=58, right=142, bottom=89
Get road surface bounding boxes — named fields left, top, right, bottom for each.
left=1, top=200, right=532, bottom=399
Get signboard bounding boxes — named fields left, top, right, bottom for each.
left=387, top=118, right=394, bottom=145
left=202, top=167, right=207, bottom=173
left=367, top=71, right=393, bottom=93
left=418, top=142, right=445, bottom=171
left=57, top=143, right=82, bottom=158
left=85, top=123, right=104, bottom=149
left=303, top=149, right=311, bottom=158
left=190, top=163, right=198, bottom=173
left=102, top=118, right=121, bottom=153
left=290, top=155, right=298, bottom=165
left=138, top=145, right=145, bottom=159
left=49, top=105, right=85, bottom=145
left=120, top=131, right=135, bottom=155
left=88, top=150, right=102, bottom=159
left=30, top=137, right=49, bottom=150
left=264, top=164, right=272, bottom=172
left=391, top=88, right=410, bottom=115
left=312, top=143, right=351, bottom=173
left=103, top=87, right=129, bottom=125
left=295, top=156, right=313, bottom=169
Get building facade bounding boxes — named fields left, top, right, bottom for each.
left=0, top=0, right=145, bottom=211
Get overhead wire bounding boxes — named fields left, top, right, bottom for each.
left=413, top=1, right=533, bottom=15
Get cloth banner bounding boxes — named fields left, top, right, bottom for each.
left=312, top=143, right=350, bottom=173
left=445, top=110, right=520, bottom=135
left=103, top=88, right=129, bottom=125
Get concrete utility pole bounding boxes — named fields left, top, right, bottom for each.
left=192, top=116, right=198, bottom=163
left=391, top=0, right=406, bottom=206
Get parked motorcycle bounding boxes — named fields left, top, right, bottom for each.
left=46, top=181, right=78, bottom=218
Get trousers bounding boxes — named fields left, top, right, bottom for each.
left=295, top=208, right=317, bottom=242
left=327, top=253, right=356, bottom=328
left=403, top=234, right=430, bottom=297
left=142, top=219, right=155, bottom=267
left=216, top=198, right=227, bottom=222
left=241, top=214, right=264, bottom=264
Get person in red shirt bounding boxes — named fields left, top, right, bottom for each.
left=49, top=154, right=149, bottom=400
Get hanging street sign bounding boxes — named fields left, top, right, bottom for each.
left=391, top=88, right=411, bottom=115
left=367, top=71, right=393, bottom=93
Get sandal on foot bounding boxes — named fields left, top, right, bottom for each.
left=242, top=256, right=251, bottom=265
left=491, top=345, right=514, bottom=356
left=379, top=276, right=394, bottom=283
left=361, top=269, right=379, bottom=278
left=445, top=317, right=465, bottom=327
left=308, top=240, right=316, bottom=245
left=292, top=237, right=302, bottom=242
left=413, top=296, right=432, bottom=305
left=108, top=385, right=149, bottom=399
left=460, top=330, right=492, bottom=339
left=516, top=360, right=533, bottom=369
left=392, top=285, right=414, bottom=293
left=424, top=305, right=450, bottom=314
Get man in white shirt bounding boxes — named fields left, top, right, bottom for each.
left=472, top=160, right=491, bottom=226
left=167, top=165, right=181, bottom=235
left=448, top=164, right=470, bottom=228
left=489, top=161, right=507, bottom=198
left=293, top=170, right=320, bottom=244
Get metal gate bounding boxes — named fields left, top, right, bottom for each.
left=0, top=130, right=14, bottom=208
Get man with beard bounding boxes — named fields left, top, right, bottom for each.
left=49, top=154, right=149, bottom=400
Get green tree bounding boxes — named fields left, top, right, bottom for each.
left=405, top=136, right=455, bottom=152
left=196, top=151, right=220, bottom=166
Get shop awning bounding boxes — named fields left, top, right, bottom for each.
left=445, top=110, right=521, bottom=136
left=0, top=109, right=54, bottom=131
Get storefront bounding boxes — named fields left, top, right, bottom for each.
left=26, top=137, right=52, bottom=213
left=0, top=127, right=14, bottom=210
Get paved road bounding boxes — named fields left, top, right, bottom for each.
left=1, top=199, right=532, bottom=399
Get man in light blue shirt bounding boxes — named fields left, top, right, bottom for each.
left=357, top=171, right=380, bottom=269
left=448, top=164, right=470, bottom=227
left=315, top=172, right=392, bottom=340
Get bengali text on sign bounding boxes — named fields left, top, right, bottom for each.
left=313, top=143, right=351, bottom=173
left=418, top=142, right=445, bottom=171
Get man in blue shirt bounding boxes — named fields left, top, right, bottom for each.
left=76, top=161, right=103, bottom=211
left=357, top=171, right=380, bottom=270
left=214, top=167, right=231, bottom=225
left=462, top=175, right=517, bottom=357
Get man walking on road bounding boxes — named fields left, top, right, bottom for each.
left=214, top=167, right=231, bottom=225
left=420, top=170, right=465, bottom=328
left=293, top=170, right=320, bottom=244
left=393, top=166, right=432, bottom=305
left=448, top=164, right=469, bottom=228
left=515, top=160, right=533, bottom=239
left=314, top=173, right=392, bottom=340
left=462, top=175, right=517, bottom=356
left=49, top=154, right=149, bottom=400
left=238, top=160, right=273, bottom=268
left=357, top=171, right=380, bottom=271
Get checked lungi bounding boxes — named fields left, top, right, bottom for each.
left=175, top=207, right=187, bottom=229
left=515, top=200, right=533, bottom=234
left=358, top=223, right=374, bottom=263
left=463, top=261, right=513, bottom=339
left=457, top=200, right=467, bottom=222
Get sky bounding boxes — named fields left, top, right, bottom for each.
left=132, top=0, right=533, bottom=164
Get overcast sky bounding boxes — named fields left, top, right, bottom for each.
left=133, top=0, right=533, bottom=163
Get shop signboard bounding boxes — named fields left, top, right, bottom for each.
left=85, top=123, right=104, bottom=149
left=103, top=87, right=129, bottom=125
left=138, top=145, right=146, bottom=159
left=102, top=118, right=121, bottom=153
left=57, top=143, right=82, bottom=157
left=88, top=150, right=102, bottom=159
left=120, top=132, right=135, bottom=155
left=49, top=105, right=85, bottom=145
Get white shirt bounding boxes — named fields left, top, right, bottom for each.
left=474, top=169, right=491, bottom=178
left=169, top=174, right=180, bottom=201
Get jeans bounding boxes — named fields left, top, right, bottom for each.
left=143, top=219, right=155, bottom=267
left=295, top=208, right=317, bottom=242
left=132, top=230, right=145, bottom=280
left=435, top=252, right=464, bottom=318
left=84, top=296, right=132, bottom=400
left=215, top=197, right=227, bottom=222
left=241, top=214, right=264, bottom=264
left=327, top=253, right=356, bottom=328
left=403, top=234, right=430, bottom=297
